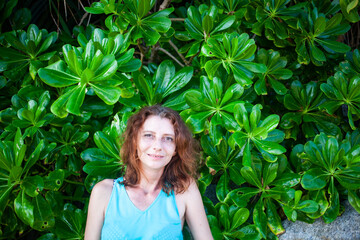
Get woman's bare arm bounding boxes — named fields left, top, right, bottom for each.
left=184, top=180, right=213, bottom=240
left=84, top=179, right=113, bottom=240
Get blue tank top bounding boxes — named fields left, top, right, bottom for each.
left=101, top=178, right=183, bottom=240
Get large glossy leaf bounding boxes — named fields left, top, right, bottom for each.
left=266, top=200, right=285, bottom=235
left=31, top=194, right=55, bottom=231
left=301, top=168, right=329, bottom=190
left=320, top=72, right=360, bottom=130
left=202, top=32, right=266, bottom=86
left=348, top=190, right=360, bottom=214
left=183, top=76, right=243, bottom=134
left=253, top=200, right=267, bottom=239
left=254, top=49, right=292, bottom=95
left=55, top=204, right=85, bottom=239
left=281, top=80, right=340, bottom=139
left=231, top=208, right=249, bottom=230
left=230, top=103, right=285, bottom=165
left=39, top=29, right=132, bottom=117
left=14, top=190, right=34, bottom=226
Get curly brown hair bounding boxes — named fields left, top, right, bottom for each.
left=120, top=105, right=199, bottom=194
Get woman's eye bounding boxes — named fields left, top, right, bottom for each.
left=164, top=137, right=174, bottom=142
left=144, top=134, right=153, bottom=138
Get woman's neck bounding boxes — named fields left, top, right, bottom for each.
left=137, top=169, right=163, bottom=194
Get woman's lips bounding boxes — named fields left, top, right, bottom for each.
left=148, top=154, right=164, bottom=158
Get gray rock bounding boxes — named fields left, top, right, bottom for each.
left=279, top=201, right=360, bottom=240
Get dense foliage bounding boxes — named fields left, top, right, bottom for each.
left=1, top=0, right=360, bottom=239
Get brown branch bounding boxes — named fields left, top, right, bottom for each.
left=63, top=0, right=67, bottom=20
left=170, top=18, right=185, bottom=21
left=78, top=12, right=89, bottom=26
left=169, top=40, right=189, bottom=66
left=159, top=0, right=172, bottom=11
left=149, top=43, right=160, bottom=64
left=78, top=0, right=86, bottom=11
left=137, top=39, right=146, bottom=70
left=158, top=47, right=184, bottom=67
left=87, top=13, right=91, bottom=26
left=188, top=51, right=200, bottom=65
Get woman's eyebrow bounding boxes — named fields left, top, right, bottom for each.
left=142, top=130, right=175, bottom=136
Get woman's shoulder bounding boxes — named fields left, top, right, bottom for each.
left=91, top=179, right=115, bottom=197
left=176, top=178, right=199, bottom=197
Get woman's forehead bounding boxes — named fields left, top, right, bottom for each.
left=141, top=115, right=175, bottom=134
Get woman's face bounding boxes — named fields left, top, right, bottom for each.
left=136, top=115, right=176, bottom=172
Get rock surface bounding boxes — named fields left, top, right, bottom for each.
left=279, top=201, right=360, bottom=240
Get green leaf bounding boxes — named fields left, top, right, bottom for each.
left=347, top=0, right=359, bottom=13
left=211, top=15, right=235, bottom=34
left=253, top=201, right=267, bottom=239
left=44, top=170, right=65, bottom=191
left=348, top=190, right=360, bottom=214
left=50, top=86, right=77, bottom=118
left=298, top=200, right=319, bottom=213
left=263, top=162, right=278, bottom=187
left=231, top=208, right=249, bottom=230
left=55, top=204, right=85, bottom=239
left=140, top=24, right=161, bottom=45
left=218, top=203, right=230, bottom=230
left=32, top=194, right=55, bottom=231
left=241, top=166, right=262, bottom=188
left=216, top=173, right=229, bottom=202
left=228, top=187, right=260, bottom=207
left=314, top=17, right=326, bottom=36
left=81, top=148, right=114, bottom=162
left=90, top=83, right=122, bottom=105
left=21, top=175, right=44, bottom=197
left=94, top=131, right=120, bottom=159
left=144, top=17, right=171, bottom=33
left=9, top=166, right=23, bottom=183
left=316, top=39, right=351, bottom=53
left=340, top=0, right=360, bottom=22
left=66, top=84, right=86, bottom=116
left=323, top=180, right=340, bottom=223
left=14, top=190, right=34, bottom=226
left=23, top=140, right=44, bottom=174
left=266, top=200, right=285, bottom=235
left=254, top=139, right=286, bottom=155
left=238, top=225, right=261, bottom=240
left=38, top=68, right=80, bottom=87
left=310, top=42, right=326, bottom=62
left=14, top=128, right=26, bottom=167
left=202, top=15, right=213, bottom=35
left=301, top=168, right=329, bottom=190
left=271, top=173, right=300, bottom=188
left=185, top=91, right=212, bottom=112
left=93, top=55, right=118, bottom=81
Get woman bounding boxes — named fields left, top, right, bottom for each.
left=84, top=105, right=213, bottom=240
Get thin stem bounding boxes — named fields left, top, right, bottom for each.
left=158, top=47, right=185, bottom=67
left=170, top=18, right=185, bottom=21
left=189, top=51, right=200, bottom=65
left=159, top=0, right=172, bottom=11
left=78, top=12, right=89, bottom=26
left=169, top=40, right=189, bottom=65
left=137, top=39, right=146, bottom=70
left=78, top=0, right=86, bottom=11
left=149, top=43, right=160, bottom=63
left=64, top=179, right=84, bottom=185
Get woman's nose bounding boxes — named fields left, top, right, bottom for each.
left=152, top=138, right=162, bottom=150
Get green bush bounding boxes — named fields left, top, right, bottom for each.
left=1, top=0, right=360, bottom=239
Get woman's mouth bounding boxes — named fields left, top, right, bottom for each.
left=148, top=154, right=163, bottom=159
